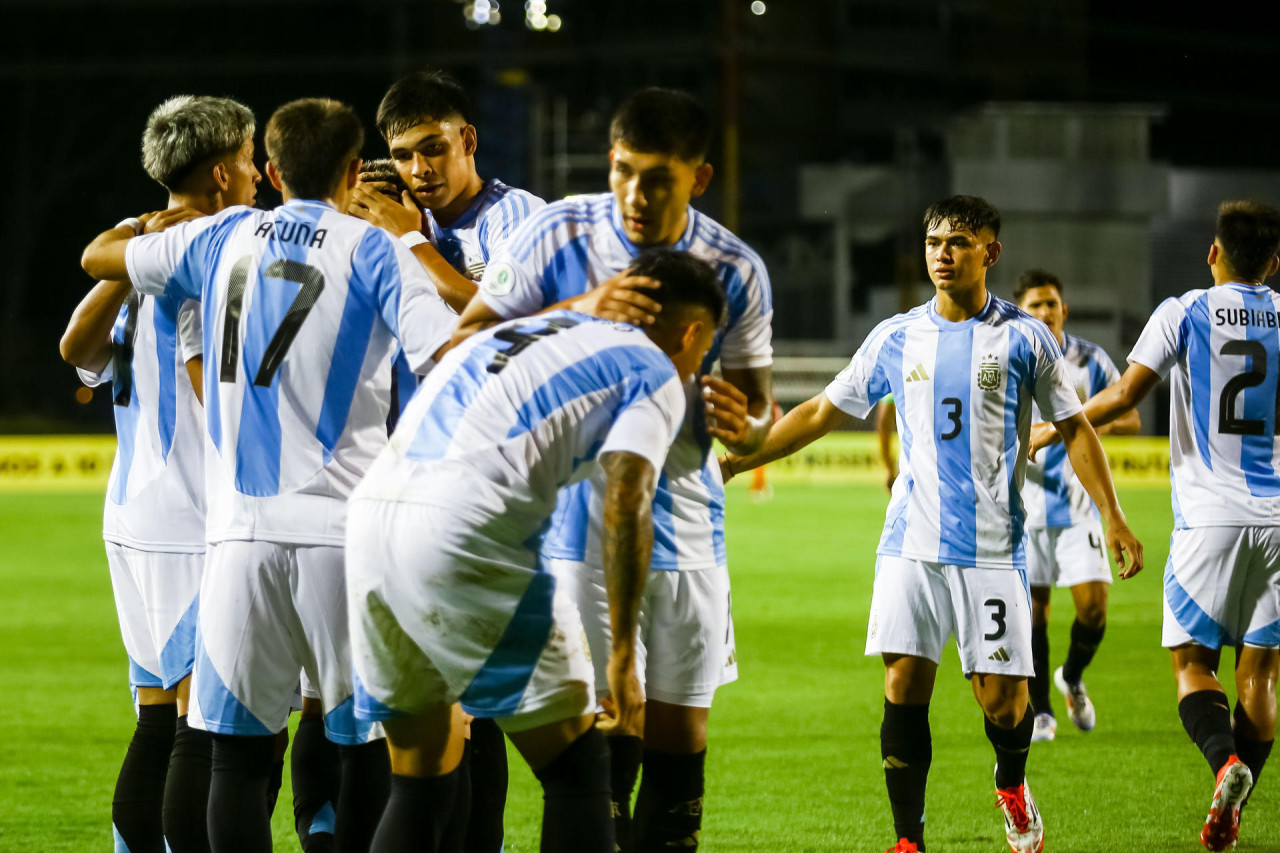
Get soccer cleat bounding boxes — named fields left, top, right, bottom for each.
left=1053, top=665, right=1096, bottom=731
left=1031, top=713, right=1057, bottom=743
left=995, top=774, right=1044, bottom=853
left=1200, top=755, right=1252, bottom=851
left=884, top=840, right=919, bottom=853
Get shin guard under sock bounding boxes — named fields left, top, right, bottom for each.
left=113, top=703, right=177, bottom=853
left=162, top=714, right=211, bottom=853
left=465, top=717, right=507, bottom=853
left=534, top=725, right=614, bottom=853
left=880, top=700, right=930, bottom=849
left=634, top=748, right=705, bottom=853
left=608, top=735, right=644, bottom=853
left=440, top=742, right=472, bottom=853
left=208, top=733, right=276, bottom=853
left=1029, top=624, right=1052, bottom=717
left=987, top=707, right=1034, bottom=791
left=1060, top=619, right=1106, bottom=685
left=292, top=715, right=340, bottom=852
left=1180, top=690, right=1235, bottom=776
left=1233, top=702, right=1273, bottom=790
left=337, top=740, right=392, bottom=853
left=370, top=768, right=462, bottom=853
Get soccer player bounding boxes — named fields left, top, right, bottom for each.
left=721, top=195, right=1142, bottom=853
left=60, top=94, right=259, bottom=853
left=876, top=396, right=898, bottom=494
left=347, top=249, right=724, bottom=853
left=453, top=87, right=774, bottom=852
left=1029, top=200, right=1280, bottom=851
left=80, top=97, right=459, bottom=853
left=1014, top=269, right=1140, bottom=742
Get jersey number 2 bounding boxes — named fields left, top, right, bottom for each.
left=220, top=257, right=326, bottom=386
left=1217, top=339, right=1277, bottom=436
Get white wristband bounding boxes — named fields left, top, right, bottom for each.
left=400, top=231, right=429, bottom=249
left=116, top=217, right=143, bottom=235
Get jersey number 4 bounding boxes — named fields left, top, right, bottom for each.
left=1218, top=339, right=1278, bottom=436
left=219, top=256, right=325, bottom=386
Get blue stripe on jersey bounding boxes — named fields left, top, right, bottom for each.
left=651, top=470, right=679, bottom=565
left=1165, top=558, right=1231, bottom=648
left=878, top=329, right=911, bottom=554
left=157, top=594, right=199, bottom=689
left=315, top=228, right=390, bottom=462
left=322, top=695, right=379, bottom=746
left=199, top=209, right=260, bottom=455
left=541, top=235, right=594, bottom=307
left=698, top=459, right=728, bottom=567
left=110, top=310, right=142, bottom=506
left=513, top=205, right=612, bottom=265
left=1182, top=294, right=1214, bottom=470
left=405, top=347, right=501, bottom=462
left=459, top=569, right=557, bottom=717
left=234, top=204, right=328, bottom=496
left=1040, top=445, right=1071, bottom=527
left=933, top=326, right=978, bottom=564
left=1003, top=343, right=1028, bottom=550
left=477, top=215, right=492, bottom=261
left=1170, top=475, right=1187, bottom=528
left=153, top=294, right=179, bottom=461
left=193, top=631, right=272, bottom=735
left=542, top=483, right=591, bottom=561
left=1239, top=288, right=1280, bottom=495
left=128, top=655, right=163, bottom=689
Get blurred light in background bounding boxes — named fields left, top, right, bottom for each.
left=750, top=1, right=766, bottom=15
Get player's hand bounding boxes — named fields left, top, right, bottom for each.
left=348, top=183, right=422, bottom=238
left=718, top=454, right=736, bottom=484
left=571, top=273, right=661, bottom=326
left=1027, top=421, right=1061, bottom=462
left=142, top=207, right=204, bottom=234
left=597, top=652, right=644, bottom=737
left=1106, top=520, right=1144, bottom=579
left=703, top=375, right=752, bottom=452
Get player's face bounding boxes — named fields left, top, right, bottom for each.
left=388, top=119, right=478, bottom=215
left=1018, top=285, right=1067, bottom=342
left=609, top=143, right=709, bottom=247
left=222, top=137, right=262, bottom=208
left=924, top=221, right=998, bottom=293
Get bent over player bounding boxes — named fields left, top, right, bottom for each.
left=346, top=250, right=724, bottom=853
left=61, top=94, right=259, bottom=853
left=722, top=195, right=1142, bottom=853
left=1014, top=269, right=1140, bottom=742
left=1031, top=199, right=1280, bottom=851
left=80, top=97, right=458, bottom=853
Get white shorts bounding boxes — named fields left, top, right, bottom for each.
left=188, top=540, right=378, bottom=745
left=547, top=559, right=737, bottom=709
left=1163, top=526, right=1280, bottom=650
left=1024, top=519, right=1112, bottom=589
left=105, top=543, right=203, bottom=690
left=866, top=556, right=1034, bottom=677
left=347, top=499, right=595, bottom=734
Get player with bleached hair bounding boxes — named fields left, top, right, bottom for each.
left=348, top=249, right=724, bottom=853
left=1030, top=199, right=1280, bottom=851
left=79, top=96, right=458, bottom=853
left=722, top=195, right=1142, bottom=853
left=60, top=94, right=259, bottom=853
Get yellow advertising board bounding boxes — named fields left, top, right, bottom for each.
left=0, top=435, right=117, bottom=492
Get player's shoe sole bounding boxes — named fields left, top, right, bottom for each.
left=1031, top=712, right=1057, bottom=743
left=995, top=768, right=1045, bottom=853
left=884, top=839, right=919, bottom=853
left=1053, top=665, right=1096, bottom=731
left=1200, top=756, right=1252, bottom=851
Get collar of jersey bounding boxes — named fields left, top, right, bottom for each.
left=1221, top=280, right=1272, bottom=293
left=427, top=178, right=497, bottom=235
left=927, top=292, right=994, bottom=329
left=609, top=195, right=698, bottom=257
left=283, top=198, right=336, bottom=212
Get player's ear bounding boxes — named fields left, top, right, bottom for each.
left=345, top=157, right=362, bottom=190
left=1267, top=254, right=1280, bottom=280
left=1207, top=241, right=1220, bottom=267
left=461, top=124, right=478, bottom=157
left=266, top=161, right=285, bottom=193
left=985, top=240, right=1002, bottom=267
left=211, top=161, right=230, bottom=191
left=1061, top=299, right=1069, bottom=324
left=690, top=161, right=714, bottom=198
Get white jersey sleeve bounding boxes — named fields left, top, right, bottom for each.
left=1127, top=296, right=1185, bottom=377
left=366, top=234, right=457, bottom=374
left=1032, top=334, right=1083, bottom=423
left=124, top=210, right=235, bottom=300
left=475, top=207, right=557, bottom=319
left=823, top=322, right=897, bottom=419
left=597, top=376, right=686, bottom=474
left=715, top=258, right=773, bottom=370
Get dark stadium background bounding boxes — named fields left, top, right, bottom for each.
left=6, top=0, right=1280, bottom=431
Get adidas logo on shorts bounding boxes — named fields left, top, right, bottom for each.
left=988, top=646, right=1011, bottom=662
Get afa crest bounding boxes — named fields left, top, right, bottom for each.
left=977, top=353, right=1002, bottom=392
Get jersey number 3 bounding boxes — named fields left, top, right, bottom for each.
left=220, top=256, right=326, bottom=386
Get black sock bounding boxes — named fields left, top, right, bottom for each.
left=465, top=718, right=508, bottom=853
left=208, top=733, right=276, bottom=853
left=534, top=725, right=614, bottom=853
left=634, top=748, right=704, bottom=853
left=267, top=728, right=288, bottom=818
left=441, top=741, right=473, bottom=853
left=1233, top=702, right=1273, bottom=789
left=608, top=735, right=644, bottom=853
left=113, top=703, right=177, bottom=853
left=292, top=715, right=340, bottom=852
left=337, top=740, right=392, bottom=853
left=370, top=768, right=462, bottom=853
left=162, top=714, right=211, bottom=853
left=987, top=707, right=1034, bottom=790
left=1060, top=619, right=1106, bottom=685
left=880, top=700, right=930, bottom=850
left=1179, top=690, right=1236, bottom=776
left=1029, top=624, right=1052, bottom=717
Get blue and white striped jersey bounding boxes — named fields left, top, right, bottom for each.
left=1128, top=282, right=1280, bottom=528
left=477, top=192, right=773, bottom=571
left=357, top=310, right=686, bottom=548
left=78, top=288, right=206, bottom=552
left=825, top=294, right=1083, bottom=569
left=1022, top=333, right=1122, bottom=529
left=124, top=199, right=458, bottom=546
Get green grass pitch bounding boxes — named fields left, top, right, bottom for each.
left=1, top=484, right=1276, bottom=851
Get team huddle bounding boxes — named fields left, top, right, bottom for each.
left=60, top=68, right=1279, bottom=853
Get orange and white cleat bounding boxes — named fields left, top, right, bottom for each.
left=1200, top=755, right=1252, bottom=851
left=995, top=776, right=1044, bottom=853
left=884, top=839, right=919, bottom=853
